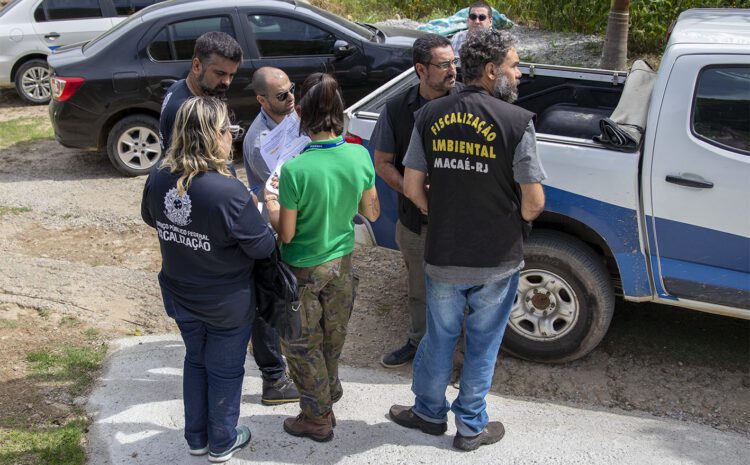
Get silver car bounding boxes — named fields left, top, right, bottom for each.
left=0, top=0, right=162, bottom=104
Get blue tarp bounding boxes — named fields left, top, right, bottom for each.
left=416, top=7, right=513, bottom=36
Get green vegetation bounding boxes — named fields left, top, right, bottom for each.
left=314, top=0, right=749, bottom=53
left=1, top=341, right=107, bottom=465
left=27, top=344, right=107, bottom=395
left=0, top=421, right=87, bottom=465
left=0, top=116, right=53, bottom=149
left=0, top=206, right=31, bottom=218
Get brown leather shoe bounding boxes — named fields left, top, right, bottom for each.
left=283, top=413, right=334, bottom=442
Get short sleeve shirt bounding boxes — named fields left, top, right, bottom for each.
left=403, top=119, right=547, bottom=284
left=159, top=79, right=193, bottom=152
left=278, top=136, right=375, bottom=268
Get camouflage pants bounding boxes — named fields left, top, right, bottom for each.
left=282, top=253, right=356, bottom=419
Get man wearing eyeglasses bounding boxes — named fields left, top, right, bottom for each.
left=451, top=1, right=494, bottom=55
left=242, top=67, right=299, bottom=202
left=159, top=37, right=300, bottom=409
left=159, top=32, right=242, bottom=152
left=371, top=33, right=462, bottom=369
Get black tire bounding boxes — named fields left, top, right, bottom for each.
left=502, top=230, right=615, bottom=363
left=14, top=59, right=51, bottom=105
left=106, top=115, right=162, bottom=176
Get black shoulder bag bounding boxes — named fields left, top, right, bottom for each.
left=253, top=244, right=301, bottom=341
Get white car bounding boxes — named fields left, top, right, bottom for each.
left=0, top=0, right=163, bottom=104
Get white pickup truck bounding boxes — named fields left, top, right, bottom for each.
left=344, top=8, right=750, bottom=362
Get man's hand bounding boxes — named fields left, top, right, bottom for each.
left=520, top=183, right=545, bottom=221
left=374, top=150, right=404, bottom=194
left=403, top=167, right=428, bottom=215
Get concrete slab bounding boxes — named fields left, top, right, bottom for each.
left=86, top=336, right=749, bottom=464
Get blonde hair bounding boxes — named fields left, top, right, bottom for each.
left=161, top=97, right=232, bottom=195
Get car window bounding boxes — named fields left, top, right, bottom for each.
left=112, top=0, right=163, bottom=16
left=0, top=0, right=25, bottom=19
left=148, top=16, right=236, bottom=62
left=34, top=0, right=103, bottom=22
left=298, top=3, right=373, bottom=40
left=247, top=15, right=336, bottom=57
left=692, top=66, right=750, bottom=155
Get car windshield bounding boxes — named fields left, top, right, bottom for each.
left=0, top=0, right=25, bottom=18
left=82, top=10, right=143, bottom=54
left=299, top=3, right=374, bottom=41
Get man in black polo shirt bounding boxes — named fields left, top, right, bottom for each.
left=389, top=29, right=546, bottom=451
left=159, top=31, right=241, bottom=151
left=159, top=31, right=299, bottom=406
left=370, top=34, right=461, bottom=368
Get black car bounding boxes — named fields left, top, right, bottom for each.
left=48, top=0, right=423, bottom=175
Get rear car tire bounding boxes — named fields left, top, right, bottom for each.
left=503, top=231, right=615, bottom=363
left=106, top=115, right=162, bottom=176
left=15, top=59, right=51, bottom=105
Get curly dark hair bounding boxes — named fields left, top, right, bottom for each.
left=193, top=31, right=242, bottom=64
left=460, top=28, right=516, bottom=84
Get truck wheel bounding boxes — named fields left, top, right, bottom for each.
left=106, top=115, right=162, bottom=176
left=503, top=231, right=615, bottom=363
left=15, top=59, right=51, bottom=105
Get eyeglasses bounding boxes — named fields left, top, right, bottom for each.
left=222, top=124, right=245, bottom=141
left=469, top=13, right=488, bottom=21
left=261, top=83, right=295, bottom=102
left=427, top=58, right=459, bottom=70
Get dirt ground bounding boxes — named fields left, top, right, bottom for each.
left=0, top=89, right=748, bottom=443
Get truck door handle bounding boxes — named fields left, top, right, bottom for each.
left=45, top=33, right=60, bottom=40
left=665, top=175, right=714, bottom=189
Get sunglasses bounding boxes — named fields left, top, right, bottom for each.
left=469, top=13, right=488, bottom=21
left=223, top=124, right=245, bottom=141
left=263, top=83, right=295, bottom=102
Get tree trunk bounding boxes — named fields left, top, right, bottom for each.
left=600, top=0, right=630, bottom=70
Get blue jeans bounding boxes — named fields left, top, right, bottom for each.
left=251, top=314, right=285, bottom=383
left=163, top=292, right=252, bottom=454
left=412, top=272, right=519, bottom=437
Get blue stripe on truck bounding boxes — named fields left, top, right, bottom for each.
left=544, top=185, right=652, bottom=298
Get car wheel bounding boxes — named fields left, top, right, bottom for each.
left=502, top=231, right=615, bottom=363
left=106, top=115, right=162, bottom=176
left=15, top=59, right=51, bottom=105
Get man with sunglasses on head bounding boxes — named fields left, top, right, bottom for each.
left=242, top=67, right=299, bottom=202
left=159, top=36, right=300, bottom=409
left=451, top=1, right=493, bottom=55
left=371, top=33, right=462, bottom=369
left=159, top=32, right=242, bottom=152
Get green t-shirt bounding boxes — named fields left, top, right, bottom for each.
left=278, top=136, right=375, bottom=267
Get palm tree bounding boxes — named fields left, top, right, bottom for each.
left=600, top=0, right=630, bottom=70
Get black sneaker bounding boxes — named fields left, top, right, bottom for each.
left=380, top=341, right=418, bottom=368
left=388, top=404, right=447, bottom=436
left=262, top=375, right=300, bottom=405
left=453, top=421, right=505, bottom=451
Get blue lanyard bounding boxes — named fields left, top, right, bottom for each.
left=302, top=138, right=345, bottom=152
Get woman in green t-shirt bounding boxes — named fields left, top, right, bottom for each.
left=267, top=73, right=380, bottom=442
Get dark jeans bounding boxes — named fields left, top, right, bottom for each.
left=162, top=292, right=252, bottom=454
left=251, top=313, right=286, bottom=382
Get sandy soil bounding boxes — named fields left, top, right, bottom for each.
left=0, top=85, right=748, bottom=442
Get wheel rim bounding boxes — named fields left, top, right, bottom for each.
left=510, top=269, right=579, bottom=341
left=116, top=126, right=162, bottom=171
left=21, top=65, right=51, bottom=101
